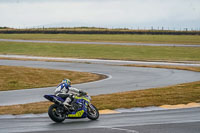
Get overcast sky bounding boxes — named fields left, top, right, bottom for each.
left=0, top=0, right=199, bottom=30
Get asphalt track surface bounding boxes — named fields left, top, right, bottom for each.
left=1, top=54, right=200, bottom=67
left=0, top=38, right=200, bottom=47
left=0, top=59, right=200, bottom=132
left=0, top=107, right=200, bottom=133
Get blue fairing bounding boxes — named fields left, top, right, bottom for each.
left=44, top=95, right=65, bottom=102
left=44, top=95, right=90, bottom=119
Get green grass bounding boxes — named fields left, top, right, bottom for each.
left=0, top=41, right=200, bottom=61
left=0, top=34, right=200, bottom=44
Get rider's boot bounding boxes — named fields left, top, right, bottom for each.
left=63, top=97, right=72, bottom=108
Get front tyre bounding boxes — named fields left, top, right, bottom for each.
left=87, top=104, right=99, bottom=120
left=48, top=104, right=66, bottom=123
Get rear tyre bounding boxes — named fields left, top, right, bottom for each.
left=87, top=104, right=99, bottom=120
left=48, top=104, right=66, bottom=123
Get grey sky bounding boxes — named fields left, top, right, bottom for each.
left=0, top=0, right=199, bottom=29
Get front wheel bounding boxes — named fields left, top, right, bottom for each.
left=48, top=104, right=66, bottom=123
left=87, top=104, right=99, bottom=120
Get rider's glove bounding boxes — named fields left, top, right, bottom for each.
left=79, top=90, right=87, bottom=96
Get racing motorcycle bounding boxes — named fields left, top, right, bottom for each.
left=44, top=94, right=99, bottom=123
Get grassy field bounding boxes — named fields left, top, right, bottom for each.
left=0, top=66, right=104, bottom=91
left=0, top=41, right=200, bottom=61
left=0, top=66, right=199, bottom=115
left=0, top=34, right=200, bottom=44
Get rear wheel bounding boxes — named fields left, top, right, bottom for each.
left=87, top=104, right=99, bottom=120
left=48, top=104, right=66, bottom=123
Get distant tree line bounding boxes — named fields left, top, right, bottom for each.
left=0, top=27, right=10, bottom=29
left=0, top=28, right=200, bottom=35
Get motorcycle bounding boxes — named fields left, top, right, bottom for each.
left=44, top=94, right=99, bottom=123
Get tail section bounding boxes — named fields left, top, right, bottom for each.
left=44, top=95, right=64, bottom=105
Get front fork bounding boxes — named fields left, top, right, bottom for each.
left=88, top=103, right=95, bottom=114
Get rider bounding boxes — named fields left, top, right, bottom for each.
left=55, top=79, right=87, bottom=108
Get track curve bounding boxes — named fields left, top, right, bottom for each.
left=0, top=59, right=200, bottom=106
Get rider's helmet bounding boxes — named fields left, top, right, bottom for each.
left=62, top=79, right=71, bottom=87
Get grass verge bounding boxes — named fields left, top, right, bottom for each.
left=1, top=41, right=200, bottom=61
left=93, top=80, right=200, bottom=110
left=0, top=66, right=199, bottom=115
left=0, top=34, right=200, bottom=44
left=0, top=65, right=105, bottom=91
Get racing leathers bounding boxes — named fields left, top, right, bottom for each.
left=54, top=82, right=86, bottom=107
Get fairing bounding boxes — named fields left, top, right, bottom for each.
left=44, top=95, right=90, bottom=118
